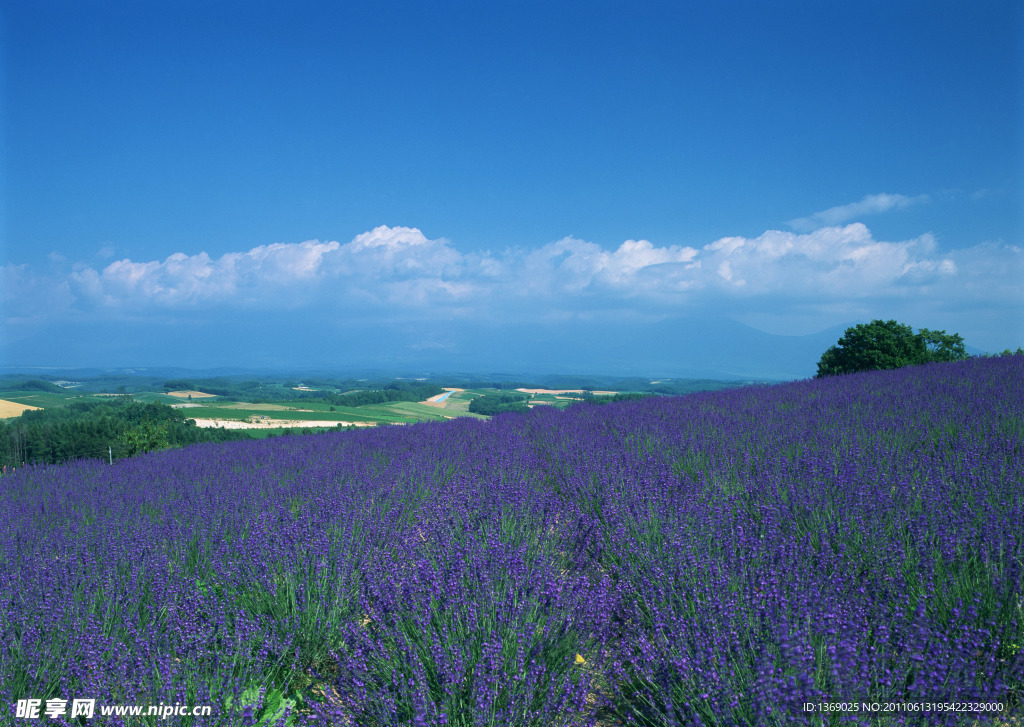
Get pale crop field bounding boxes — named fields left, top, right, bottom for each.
left=0, top=398, right=41, bottom=418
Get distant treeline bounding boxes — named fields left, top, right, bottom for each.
left=0, top=398, right=249, bottom=468
left=2, top=372, right=752, bottom=400
left=454, top=381, right=550, bottom=391
left=324, top=383, right=443, bottom=408
left=1, top=379, right=66, bottom=393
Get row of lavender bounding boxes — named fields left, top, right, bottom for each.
left=1, top=355, right=1021, bottom=725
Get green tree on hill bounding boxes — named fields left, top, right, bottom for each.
left=917, top=327, right=968, bottom=362
left=816, top=320, right=968, bottom=377
left=118, top=420, right=170, bottom=457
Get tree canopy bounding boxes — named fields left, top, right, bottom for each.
left=467, top=392, right=531, bottom=415
left=816, top=320, right=968, bottom=377
left=0, top=399, right=247, bottom=467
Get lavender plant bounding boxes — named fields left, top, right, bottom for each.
left=1, top=355, right=1020, bottom=726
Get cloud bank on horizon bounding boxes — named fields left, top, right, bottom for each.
left=4, top=194, right=1021, bottom=356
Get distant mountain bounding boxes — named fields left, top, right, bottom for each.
left=2, top=314, right=850, bottom=381
left=365, top=316, right=847, bottom=381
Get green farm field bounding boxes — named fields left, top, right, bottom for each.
left=0, top=390, right=86, bottom=408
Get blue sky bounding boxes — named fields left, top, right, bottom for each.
left=2, top=1, right=1021, bottom=376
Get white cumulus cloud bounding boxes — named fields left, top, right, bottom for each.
left=63, top=227, right=470, bottom=311
left=694, top=224, right=965, bottom=300
left=517, top=236, right=699, bottom=295
left=8, top=222, right=1019, bottom=334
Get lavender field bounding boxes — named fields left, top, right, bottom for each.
left=2, top=356, right=1022, bottom=726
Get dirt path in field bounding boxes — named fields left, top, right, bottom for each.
left=422, top=388, right=464, bottom=407
left=0, top=399, right=41, bottom=418
left=167, top=390, right=217, bottom=398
